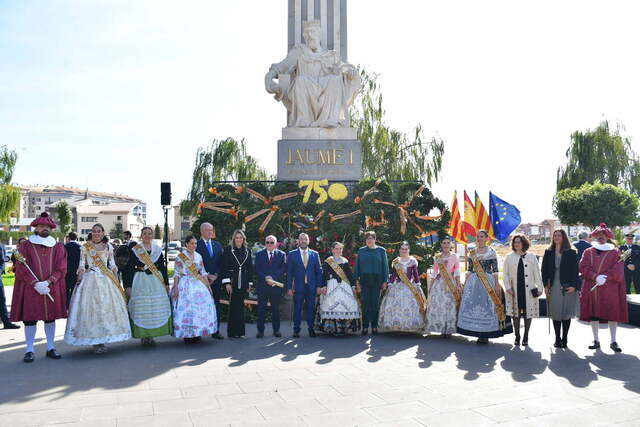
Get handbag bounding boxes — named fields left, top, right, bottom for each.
left=530, top=288, right=540, bottom=298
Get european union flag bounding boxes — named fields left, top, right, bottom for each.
left=489, top=192, right=521, bottom=243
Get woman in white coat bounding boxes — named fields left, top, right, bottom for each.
left=503, top=234, right=543, bottom=346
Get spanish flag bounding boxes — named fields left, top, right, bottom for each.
left=475, top=191, right=496, bottom=240
left=448, top=191, right=467, bottom=243
left=463, top=190, right=476, bottom=237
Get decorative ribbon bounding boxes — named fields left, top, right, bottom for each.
left=329, top=209, right=362, bottom=223
left=392, top=257, right=427, bottom=316
left=199, top=201, right=241, bottom=218
left=293, top=210, right=325, bottom=231
left=365, top=209, right=388, bottom=228
left=177, top=252, right=213, bottom=295
left=469, top=249, right=506, bottom=328
left=362, top=179, right=383, bottom=199
left=84, top=242, right=127, bottom=301
left=208, top=187, right=238, bottom=201
left=436, top=257, right=461, bottom=307
left=374, top=185, right=442, bottom=236
left=243, top=188, right=299, bottom=234
left=132, top=243, right=169, bottom=294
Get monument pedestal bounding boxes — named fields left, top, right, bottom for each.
left=277, top=131, right=362, bottom=181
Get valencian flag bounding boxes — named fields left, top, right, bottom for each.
left=448, top=191, right=467, bottom=243
left=463, top=191, right=476, bottom=238
left=489, top=192, right=521, bottom=243
left=475, top=191, right=496, bottom=240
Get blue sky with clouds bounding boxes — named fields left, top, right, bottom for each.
left=2, top=0, right=639, bottom=226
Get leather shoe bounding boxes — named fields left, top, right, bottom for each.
left=212, top=332, right=224, bottom=340
left=256, top=332, right=264, bottom=338
left=308, top=329, right=316, bottom=338
left=293, top=332, right=300, bottom=338
left=589, top=340, right=601, bottom=350
left=3, top=322, right=20, bottom=329
left=46, top=349, right=62, bottom=359
left=23, top=351, right=34, bottom=363
left=274, top=331, right=282, bottom=338
left=610, top=342, right=622, bottom=352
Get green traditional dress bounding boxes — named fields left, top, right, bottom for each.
left=122, top=243, right=173, bottom=339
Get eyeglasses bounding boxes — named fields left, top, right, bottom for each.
left=266, top=241, right=276, bottom=245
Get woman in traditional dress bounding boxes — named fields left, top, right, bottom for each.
left=503, top=234, right=543, bottom=346
left=378, top=242, right=427, bottom=334
left=64, top=224, right=131, bottom=353
left=541, top=229, right=580, bottom=348
left=354, top=231, right=389, bottom=335
left=221, top=229, right=253, bottom=338
left=457, top=230, right=513, bottom=344
left=171, top=235, right=217, bottom=343
left=316, top=242, right=361, bottom=336
left=427, top=236, right=462, bottom=338
left=122, top=226, right=172, bottom=346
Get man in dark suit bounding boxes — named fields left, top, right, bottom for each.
left=286, top=233, right=322, bottom=338
left=196, top=222, right=224, bottom=339
left=64, top=232, right=81, bottom=305
left=0, top=243, right=19, bottom=329
left=573, top=231, right=591, bottom=263
left=254, top=235, right=287, bottom=338
left=620, top=233, right=640, bottom=294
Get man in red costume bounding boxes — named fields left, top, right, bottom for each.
left=11, top=212, right=67, bottom=362
left=579, top=223, right=628, bottom=352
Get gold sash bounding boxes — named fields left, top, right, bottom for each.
left=325, top=256, right=351, bottom=285
left=177, top=251, right=213, bottom=295
left=84, top=242, right=126, bottom=300
left=469, top=249, right=506, bottom=327
left=133, top=244, right=168, bottom=294
left=392, top=257, right=427, bottom=316
left=436, top=256, right=461, bottom=307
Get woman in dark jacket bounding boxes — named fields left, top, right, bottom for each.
left=221, top=230, right=253, bottom=338
left=541, top=229, right=580, bottom=348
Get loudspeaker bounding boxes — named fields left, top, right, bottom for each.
left=161, top=182, right=171, bottom=206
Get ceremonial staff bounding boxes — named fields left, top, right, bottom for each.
left=13, top=250, right=55, bottom=302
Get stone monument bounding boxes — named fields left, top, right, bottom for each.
left=265, top=0, right=362, bottom=181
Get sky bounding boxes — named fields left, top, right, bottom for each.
left=1, top=0, right=639, bottom=227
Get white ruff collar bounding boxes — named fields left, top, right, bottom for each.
left=29, top=234, right=56, bottom=247
left=592, top=242, right=615, bottom=251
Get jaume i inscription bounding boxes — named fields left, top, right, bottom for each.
left=286, top=148, right=354, bottom=166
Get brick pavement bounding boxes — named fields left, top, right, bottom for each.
left=1, top=286, right=639, bottom=427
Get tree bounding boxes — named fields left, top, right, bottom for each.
left=557, top=121, right=640, bottom=194
left=553, top=182, right=639, bottom=227
left=109, top=222, right=124, bottom=240
left=154, top=224, right=162, bottom=240
left=54, top=201, right=73, bottom=235
left=0, top=145, right=21, bottom=222
left=181, top=138, right=271, bottom=215
left=350, top=70, right=444, bottom=184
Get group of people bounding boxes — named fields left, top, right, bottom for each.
left=3, top=212, right=631, bottom=363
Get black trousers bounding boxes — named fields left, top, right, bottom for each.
left=257, top=286, right=282, bottom=334
left=211, top=281, right=223, bottom=325
left=227, top=287, right=247, bottom=337
left=0, top=281, right=9, bottom=323
left=624, top=267, right=640, bottom=294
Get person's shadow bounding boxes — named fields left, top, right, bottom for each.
left=454, top=339, right=512, bottom=380
left=585, top=350, right=640, bottom=393
left=365, top=332, right=422, bottom=363
left=415, top=335, right=458, bottom=368
left=548, top=347, right=598, bottom=388
left=500, top=345, right=548, bottom=382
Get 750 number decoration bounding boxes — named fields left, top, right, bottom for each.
left=299, top=180, right=349, bottom=204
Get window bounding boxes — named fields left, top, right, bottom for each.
left=81, top=216, right=98, bottom=222
left=116, top=215, right=123, bottom=221
left=81, top=229, right=92, bottom=235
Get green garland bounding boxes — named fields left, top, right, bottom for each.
left=191, top=179, right=449, bottom=286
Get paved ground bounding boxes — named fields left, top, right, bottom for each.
left=1, top=287, right=640, bottom=427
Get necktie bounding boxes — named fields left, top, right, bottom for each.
left=206, top=240, right=212, bottom=257
left=268, top=251, right=273, bottom=264
left=302, top=250, right=308, bottom=268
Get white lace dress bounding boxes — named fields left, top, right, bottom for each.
left=64, top=243, right=131, bottom=345
left=426, top=253, right=460, bottom=334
